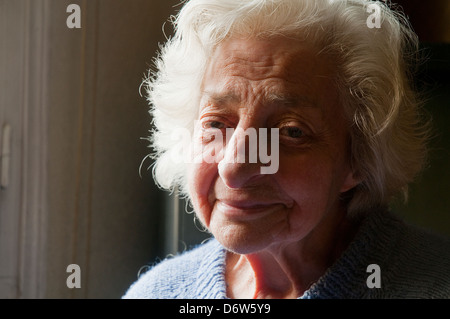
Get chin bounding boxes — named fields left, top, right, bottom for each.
left=212, top=223, right=276, bottom=255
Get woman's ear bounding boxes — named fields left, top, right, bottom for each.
left=340, top=168, right=361, bottom=193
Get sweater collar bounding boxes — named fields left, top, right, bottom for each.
left=194, top=239, right=228, bottom=299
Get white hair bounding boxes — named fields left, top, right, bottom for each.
left=144, top=0, right=429, bottom=216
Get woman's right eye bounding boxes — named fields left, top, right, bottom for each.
left=200, top=120, right=228, bottom=144
left=203, top=121, right=226, bottom=130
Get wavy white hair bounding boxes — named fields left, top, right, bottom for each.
left=143, top=0, right=429, bottom=216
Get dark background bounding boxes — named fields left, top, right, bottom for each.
left=388, top=0, right=450, bottom=234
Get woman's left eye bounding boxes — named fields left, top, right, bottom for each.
left=280, top=126, right=304, bottom=138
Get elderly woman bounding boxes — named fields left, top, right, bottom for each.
left=124, top=0, right=450, bottom=298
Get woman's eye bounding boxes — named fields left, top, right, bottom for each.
left=280, top=126, right=304, bottom=138
left=204, top=121, right=226, bottom=130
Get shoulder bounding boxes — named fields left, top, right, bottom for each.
left=398, top=223, right=450, bottom=288
left=379, top=213, right=450, bottom=298
left=338, top=210, right=450, bottom=299
left=122, top=239, right=227, bottom=299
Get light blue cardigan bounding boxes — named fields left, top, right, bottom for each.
left=123, top=210, right=450, bottom=298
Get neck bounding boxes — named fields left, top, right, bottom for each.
left=225, top=208, right=359, bottom=299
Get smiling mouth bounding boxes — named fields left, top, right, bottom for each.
left=215, top=200, right=284, bottom=221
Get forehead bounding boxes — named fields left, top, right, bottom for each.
left=202, top=37, right=336, bottom=105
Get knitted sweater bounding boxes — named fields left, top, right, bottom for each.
left=123, top=210, right=450, bottom=298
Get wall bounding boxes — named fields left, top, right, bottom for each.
left=45, top=0, right=179, bottom=299
left=0, top=0, right=178, bottom=298
left=0, top=0, right=28, bottom=298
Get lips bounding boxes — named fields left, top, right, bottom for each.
left=219, top=200, right=277, bottom=209
left=215, top=199, right=286, bottom=221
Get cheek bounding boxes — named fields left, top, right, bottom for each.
left=187, top=127, right=225, bottom=226
left=273, top=156, right=345, bottom=240
left=277, top=153, right=343, bottom=211
left=187, top=161, right=218, bottom=227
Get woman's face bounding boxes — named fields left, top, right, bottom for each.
left=187, top=37, right=358, bottom=254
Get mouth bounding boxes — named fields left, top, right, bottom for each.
left=215, top=200, right=285, bottom=221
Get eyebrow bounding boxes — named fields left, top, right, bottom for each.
left=203, top=91, right=240, bottom=105
left=202, top=90, right=317, bottom=108
left=266, top=93, right=316, bottom=108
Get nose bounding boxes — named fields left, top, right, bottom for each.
left=218, top=126, right=263, bottom=189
